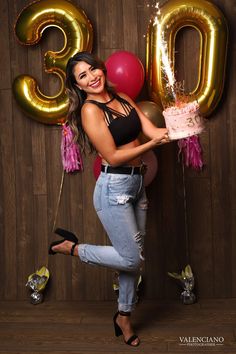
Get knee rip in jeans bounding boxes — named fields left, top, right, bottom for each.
left=133, top=231, right=145, bottom=261
left=116, top=194, right=131, bottom=204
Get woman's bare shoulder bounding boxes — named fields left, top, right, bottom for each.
left=81, top=102, right=103, bottom=122
left=81, top=102, right=106, bottom=134
left=81, top=101, right=100, bottom=115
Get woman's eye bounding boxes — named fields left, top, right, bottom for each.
left=91, top=67, right=96, bottom=71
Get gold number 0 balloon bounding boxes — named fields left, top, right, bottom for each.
left=13, top=0, right=93, bottom=124
left=146, top=0, right=228, bottom=116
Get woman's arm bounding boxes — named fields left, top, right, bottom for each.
left=81, top=103, right=168, bottom=167
left=118, top=92, right=167, bottom=140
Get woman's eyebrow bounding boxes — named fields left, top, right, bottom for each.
left=78, top=66, right=92, bottom=78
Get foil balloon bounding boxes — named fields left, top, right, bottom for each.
left=13, top=0, right=93, bottom=124
left=146, top=0, right=228, bottom=116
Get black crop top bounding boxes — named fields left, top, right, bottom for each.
left=84, top=94, right=142, bottom=147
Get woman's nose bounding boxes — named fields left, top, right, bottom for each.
left=88, top=71, right=96, bottom=80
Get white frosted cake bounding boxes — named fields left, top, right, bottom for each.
left=162, top=100, right=204, bottom=140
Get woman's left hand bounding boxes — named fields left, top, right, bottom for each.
left=151, top=128, right=170, bottom=146
left=159, top=130, right=170, bottom=145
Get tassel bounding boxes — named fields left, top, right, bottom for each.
left=178, top=135, right=203, bottom=170
left=61, top=124, right=83, bottom=173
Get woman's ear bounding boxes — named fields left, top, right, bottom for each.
left=75, top=83, right=82, bottom=90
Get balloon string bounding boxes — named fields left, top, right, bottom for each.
left=181, top=159, right=189, bottom=262
left=52, top=169, right=65, bottom=232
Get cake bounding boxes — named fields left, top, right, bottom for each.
left=162, top=100, right=204, bottom=140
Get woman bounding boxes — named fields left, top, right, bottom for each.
left=49, top=51, right=169, bottom=347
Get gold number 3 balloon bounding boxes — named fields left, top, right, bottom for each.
left=13, top=0, right=93, bottom=124
left=146, top=0, right=228, bottom=116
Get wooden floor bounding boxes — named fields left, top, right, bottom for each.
left=0, top=299, right=235, bottom=354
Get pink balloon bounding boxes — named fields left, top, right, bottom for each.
left=105, top=51, right=145, bottom=100
left=93, top=155, right=102, bottom=180
left=141, top=150, right=158, bottom=186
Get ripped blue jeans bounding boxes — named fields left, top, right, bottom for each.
left=78, top=171, right=148, bottom=312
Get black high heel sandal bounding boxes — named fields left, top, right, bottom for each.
left=113, top=311, right=140, bottom=346
left=48, top=228, right=78, bottom=255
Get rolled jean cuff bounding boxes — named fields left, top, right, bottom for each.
left=118, top=302, right=136, bottom=313
left=78, top=244, right=88, bottom=263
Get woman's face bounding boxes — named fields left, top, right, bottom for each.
left=73, top=60, right=106, bottom=95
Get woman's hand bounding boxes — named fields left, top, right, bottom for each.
left=151, top=128, right=170, bottom=146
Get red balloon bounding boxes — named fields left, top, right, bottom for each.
left=105, top=51, right=145, bottom=100
left=93, top=155, right=102, bottom=180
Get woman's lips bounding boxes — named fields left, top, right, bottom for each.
left=90, top=79, right=101, bottom=88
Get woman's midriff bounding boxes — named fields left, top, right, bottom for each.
left=101, top=139, right=142, bottom=167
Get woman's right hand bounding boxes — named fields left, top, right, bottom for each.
left=151, top=128, right=170, bottom=146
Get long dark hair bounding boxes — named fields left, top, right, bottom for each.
left=65, top=51, right=115, bottom=153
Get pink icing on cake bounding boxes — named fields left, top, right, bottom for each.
left=163, top=100, right=204, bottom=140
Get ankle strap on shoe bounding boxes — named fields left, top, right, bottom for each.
left=119, top=311, right=131, bottom=316
left=70, top=243, right=77, bottom=256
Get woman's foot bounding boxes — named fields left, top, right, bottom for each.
left=116, top=313, right=140, bottom=346
left=49, top=228, right=79, bottom=256
left=50, top=240, right=78, bottom=256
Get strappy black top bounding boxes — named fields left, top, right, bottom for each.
left=84, top=94, right=142, bottom=147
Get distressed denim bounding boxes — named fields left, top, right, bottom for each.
left=78, top=170, right=148, bottom=312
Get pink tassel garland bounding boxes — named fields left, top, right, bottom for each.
left=61, top=124, right=83, bottom=173
left=178, top=135, right=203, bottom=171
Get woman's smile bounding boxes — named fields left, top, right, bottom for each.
left=89, top=78, right=101, bottom=89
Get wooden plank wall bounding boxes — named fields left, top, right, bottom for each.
left=0, top=0, right=235, bottom=301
